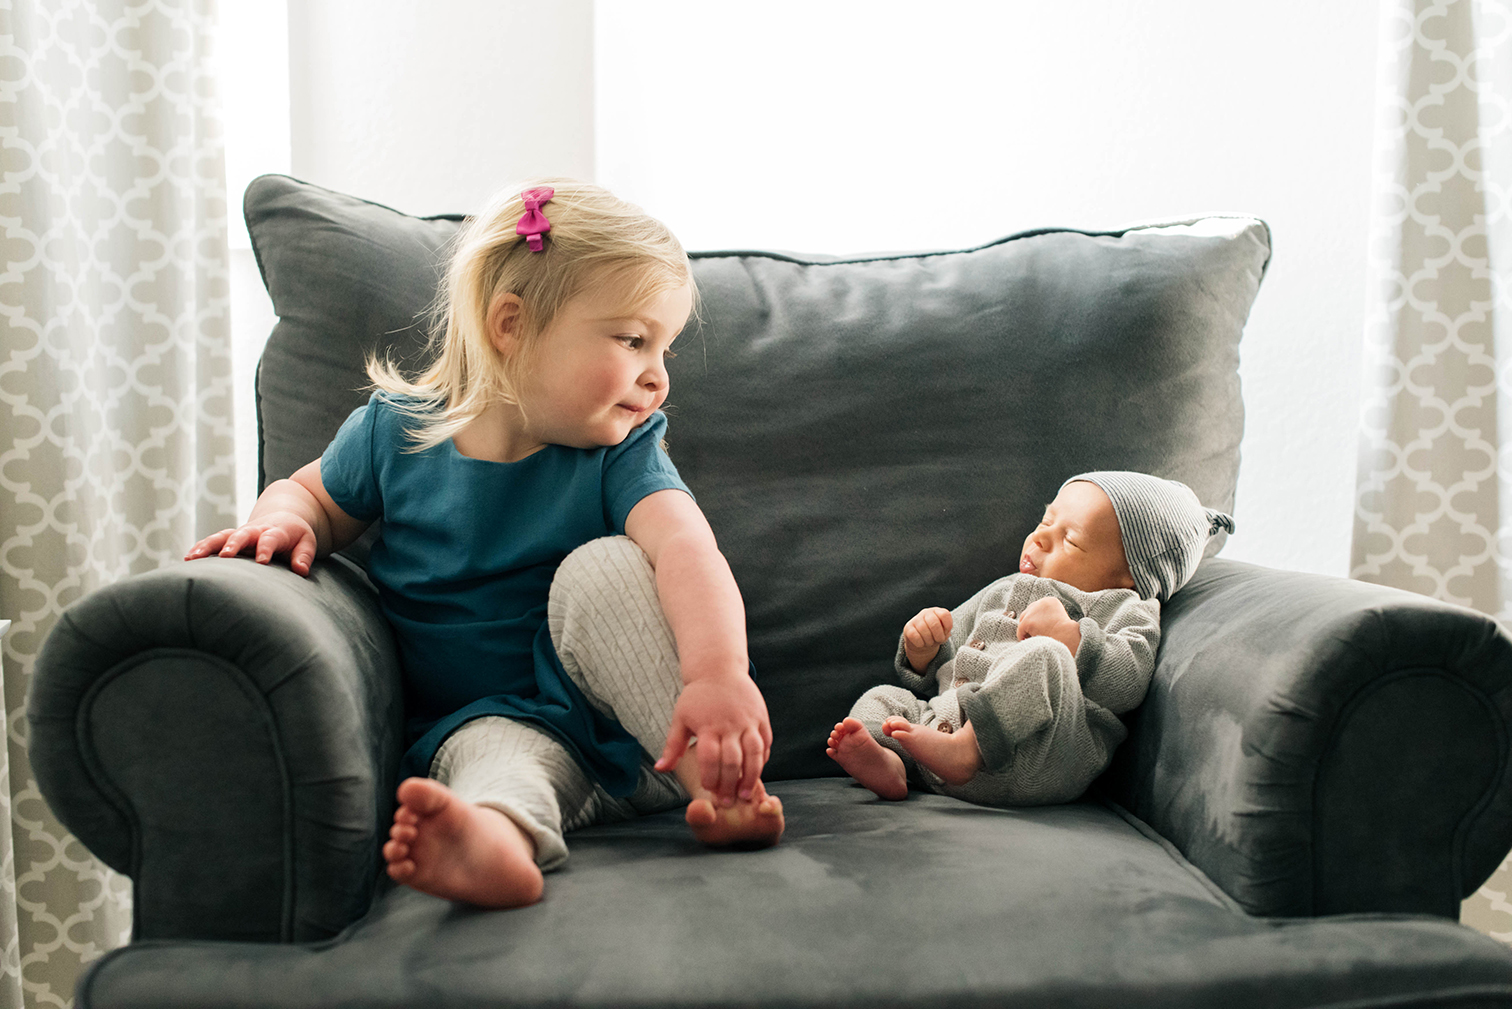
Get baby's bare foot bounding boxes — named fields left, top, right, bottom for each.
left=684, top=780, right=785, bottom=850
left=826, top=717, right=908, bottom=800
left=884, top=716, right=982, bottom=786
left=383, top=777, right=544, bottom=908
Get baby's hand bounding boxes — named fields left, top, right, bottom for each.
left=903, top=607, right=953, bottom=673
left=1016, top=597, right=1082, bottom=655
left=185, top=512, right=320, bottom=576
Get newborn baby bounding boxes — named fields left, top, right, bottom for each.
left=827, top=471, right=1233, bottom=807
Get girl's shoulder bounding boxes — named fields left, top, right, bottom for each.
left=601, top=411, right=680, bottom=481
left=364, top=389, right=442, bottom=431
left=610, top=409, right=670, bottom=453
left=329, top=391, right=450, bottom=464
left=364, top=389, right=437, bottom=415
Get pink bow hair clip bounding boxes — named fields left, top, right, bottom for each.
left=516, top=186, right=555, bottom=252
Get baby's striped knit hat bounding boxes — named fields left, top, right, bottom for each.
left=1063, top=471, right=1236, bottom=602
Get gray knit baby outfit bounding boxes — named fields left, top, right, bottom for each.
left=849, top=471, right=1233, bottom=808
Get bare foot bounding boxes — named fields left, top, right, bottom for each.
left=673, top=747, right=784, bottom=850
left=684, top=782, right=785, bottom=849
left=825, top=717, right=908, bottom=800
left=884, top=717, right=983, bottom=786
left=383, top=777, right=544, bottom=908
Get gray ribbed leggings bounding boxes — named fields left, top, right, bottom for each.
left=429, top=536, right=688, bottom=870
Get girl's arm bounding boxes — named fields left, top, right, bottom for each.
left=185, top=460, right=372, bottom=576
left=624, top=488, right=771, bottom=806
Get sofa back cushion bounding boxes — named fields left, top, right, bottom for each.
left=247, top=175, right=1270, bottom=781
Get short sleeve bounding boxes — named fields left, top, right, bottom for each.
left=319, top=395, right=384, bottom=521
left=602, top=411, right=692, bottom=532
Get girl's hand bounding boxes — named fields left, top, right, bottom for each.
left=903, top=607, right=953, bottom=673
left=1016, top=596, right=1082, bottom=655
left=655, top=670, right=772, bottom=806
left=185, top=512, right=320, bottom=576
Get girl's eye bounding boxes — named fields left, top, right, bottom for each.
left=619, top=335, right=644, bottom=350
left=664, top=348, right=678, bottom=360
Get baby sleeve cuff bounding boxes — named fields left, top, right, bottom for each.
left=895, top=636, right=954, bottom=692
left=960, top=686, right=1014, bottom=771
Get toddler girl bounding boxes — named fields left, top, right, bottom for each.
left=188, top=181, right=783, bottom=909
left=827, top=471, right=1232, bottom=808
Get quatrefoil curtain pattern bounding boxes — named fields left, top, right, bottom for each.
left=1352, top=0, right=1512, bottom=940
left=0, top=1, right=234, bottom=1006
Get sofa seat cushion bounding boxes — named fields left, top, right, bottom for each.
left=79, top=779, right=1512, bottom=1009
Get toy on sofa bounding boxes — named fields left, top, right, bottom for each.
left=829, top=471, right=1233, bottom=807
left=184, top=180, right=783, bottom=910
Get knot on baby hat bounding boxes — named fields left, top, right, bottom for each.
left=1064, top=471, right=1235, bottom=602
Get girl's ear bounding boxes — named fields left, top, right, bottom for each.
left=486, top=293, right=525, bottom=354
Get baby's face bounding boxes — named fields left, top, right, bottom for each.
left=1019, top=481, right=1136, bottom=594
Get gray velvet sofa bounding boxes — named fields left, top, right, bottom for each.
left=29, top=175, right=1512, bottom=1008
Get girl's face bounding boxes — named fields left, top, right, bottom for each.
left=515, top=279, right=693, bottom=450
left=1018, top=481, right=1136, bottom=593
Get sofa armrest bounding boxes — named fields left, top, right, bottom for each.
left=28, top=555, right=404, bottom=943
left=1101, top=557, right=1512, bottom=919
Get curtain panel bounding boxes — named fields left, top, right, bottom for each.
left=1353, top=0, right=1512, bottom=940
left=0, top=1, right=234, bottom=1005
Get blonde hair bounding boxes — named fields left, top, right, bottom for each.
left=368, top=179, right=695, bottom=450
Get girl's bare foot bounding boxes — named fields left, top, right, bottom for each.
left=683, top=781, right=785, bottom=849
left=673, top=747, right=784, bottom=849
left=884, top=716, right=983, bottom=786
left=383, top=777, right=544, bottom=908
left=825, top=717, right=908, bottom=800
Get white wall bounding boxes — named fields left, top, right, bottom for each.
left=287, top=0, right=596, bottom=216
left=597, top=0, right=1380, bottom=577
left=220, top=0, right=595, bottom=514
left=216, top=0, right=289, bottom=517
left=225, top=1, right=1378, bottom=577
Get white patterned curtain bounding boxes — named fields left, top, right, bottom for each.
left=1353, top=0, right=1512, bottom=942
left=0, top=1, right=234, bottom=1005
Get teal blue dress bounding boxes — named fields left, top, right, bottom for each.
left=320, top=393, right=690, bottom=796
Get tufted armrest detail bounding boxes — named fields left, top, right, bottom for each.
left=1103, top=557, right=1512, bottom=918
left=28, top=556, right=403, bottom=942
